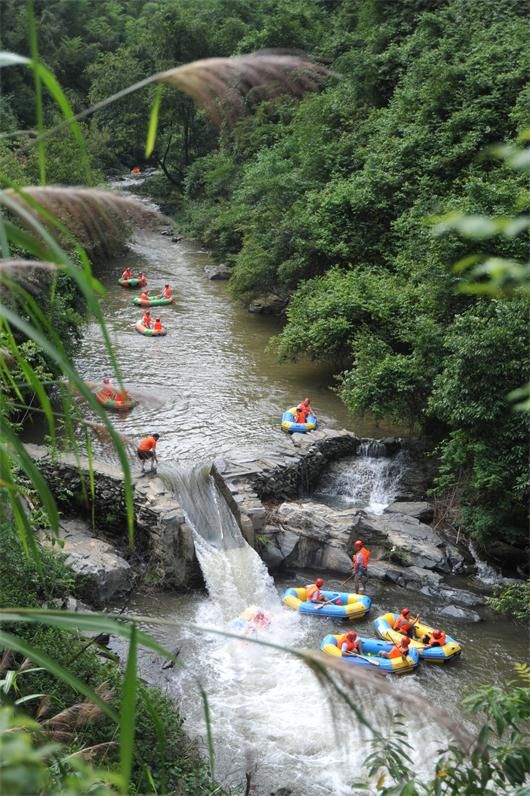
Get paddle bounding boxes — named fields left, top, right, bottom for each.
left=344, top=651, right=381, bottom=667
left=316, top=594, right=341, bottom=610
left=339, top=573, right=354, bottom=587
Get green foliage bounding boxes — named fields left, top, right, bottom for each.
left=357, top=666, right=530, bottom=795
left=486, top=581, right=530, bottom=623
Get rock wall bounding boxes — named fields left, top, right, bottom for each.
left=25, top=444, right=201, bottom=590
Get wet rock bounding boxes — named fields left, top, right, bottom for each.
left=438, top=605, right=481, bottom=622
left=419, top=585, right=484, bottom=607
left=358, top=511, right=447, bottom=571
left=59, top=520, right=133, bottom=606
left=248, top=293, right=286, bottom=315
left=386, top=501, right=434, bottom=524
left=204, top=264, right=232, bottom=280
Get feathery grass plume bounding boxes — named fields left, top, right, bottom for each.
left=3, top=186, right=163, bottom=256
left=68, top=741, right=118, bottom=762
left=158, top=53, right=330, bottom=124
left=0, top=259, right=57, bottom=294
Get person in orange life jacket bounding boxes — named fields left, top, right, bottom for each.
left=341, top=631, right=362, bottom=656
left=422, top=629, right=446, bottom=647
left=152, top=318, right=163, bottom=333
left=137, top=271, right=147, bottom=285
left=295, top=397, right=312, bottom=424
left=379, top=636, right=411, bottom=660
left=306, top=577, right=327, bottom=603
left=352, top=539, right=370, bottom=593
left=160, top=283, right=172, bottom=300
left=139, top=289, right=150, bottom=302
left=122, top=267, right=132, bottom=280
left=137, top=432, right=159, bottom=474
left=393, top=608, right=420, bottom=637
left=142, top=310, right=152, bottom=328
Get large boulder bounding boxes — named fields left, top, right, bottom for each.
left=59, top=519, right=133, bottom=606
left=248, top=294, right=286, bottom=315
left=357, top=511, right=448, bottom=571
left=386, top=501, right=434, bottom=524
left=438, top=605, right=481, bottom=622
left=273, top=502, right=360, bottom=573
left=204, top=264, right=232, bottom=280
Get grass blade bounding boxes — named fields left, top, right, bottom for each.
left=120, top=624, right=137, bottom=793
left=0, top=629, right=119, bottom=723
left=26, top=0, right=46, bottom=185
left=199, top=684, right=215, bottom=780
left=145, top=84, right=163, bottom=158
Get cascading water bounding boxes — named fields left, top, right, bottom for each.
left=161, top=464, right=278, bottom=616
left=314, top=443, right=407, bottom=513
left=154, top=462, right=445, bottom=796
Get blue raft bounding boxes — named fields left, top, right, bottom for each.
left=320, top=633, right=420, bottom=674
left=282, top=587, right=371, bottom=619
left=281, top=407, right=317, bottom=434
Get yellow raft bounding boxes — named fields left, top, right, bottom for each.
left=282, top=587, right=371, bottom=619
left=321, top=633, right=420, bottom=674
left=374, top=613, right=462, bottom=663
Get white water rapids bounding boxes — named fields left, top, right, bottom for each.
left=155, top=466, right=446, bottom=795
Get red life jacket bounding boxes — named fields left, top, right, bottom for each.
left=143, top=314, right=151, bottom=327
left=341, top=640, right=357, bottom=654
left=352, top=547, right=370, bottom=568
left=153, top=320, right=162, bottom=332
left=163, top=287, right=172, bottom=299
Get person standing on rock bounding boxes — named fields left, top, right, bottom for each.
left=137, top=433, right=159, bottom=475
left=352, top=539, right=370, bottom=593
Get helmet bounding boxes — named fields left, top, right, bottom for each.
left=401, top=608, right=410, bottom=616
left=401, top=637, right=411, bottom=646
left=155, top=318, right=160, bottom=322
left=432, top=630, right=442, bottom=639
left=353, top=540, right=363, bottom=547
left=103, top=377, right=110, bottom=384
left=255, top=611, right=265, bottom=620
left=346, top=631, right=357, bottom=641
left=304, top=397, right=310, bottom=404
left=165, top=283, right=169, bottom=288
left=315, top=578, right=324, bottom=587
left=153, top=433, right=160, bottom=439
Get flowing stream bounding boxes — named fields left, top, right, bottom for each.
left=78, top=181, right=526, bottom=794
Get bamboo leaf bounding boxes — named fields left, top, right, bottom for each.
left=27, top=0, right=46, bottom=185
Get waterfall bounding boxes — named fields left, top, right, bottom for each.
left=468, top=541, right=504, bottom=586
left=314, top=444, right=406, bottom=513
left=161, top=464, right=279, bottom=617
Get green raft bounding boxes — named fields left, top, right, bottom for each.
left=132, top=295, right=174, bottom=307
left=118, top=277, right=147, bottom=288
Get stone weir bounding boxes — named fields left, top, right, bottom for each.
left=25, top=428, right=365, bottom=595
left=25, top=443, right=201, bottom=593
left=212, top=427, right=363, bottom=547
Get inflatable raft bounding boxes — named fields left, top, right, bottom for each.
left=95, top=390, right=137, bottom=412
left=320, top=633, right=420, bottom=674
left=118, top=277, right=147, bottom=288
left=282, top=587, right=371, bottom=619
left=374, top=613, right=462, bottom=663
left=135, top=321, right=167, bottom=337
left=133, top=295, right=174, bottom=307
left=281, top=407, right=317, bottom=433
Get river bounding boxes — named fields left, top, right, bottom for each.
left=76, top=181, right=525, bottom=795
